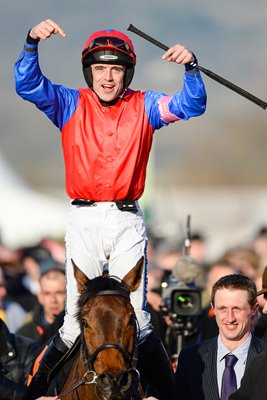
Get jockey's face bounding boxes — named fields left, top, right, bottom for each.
left=91, top=64, right=125, bottom=102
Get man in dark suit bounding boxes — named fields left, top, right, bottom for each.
left=175, top=274, right=267, bottom=400
left=229, top=266, right=267, bottom=400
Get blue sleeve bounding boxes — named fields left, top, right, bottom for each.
left=144, top=70, right=207, bottom=131
left=14, top=42, right=79, bottom=131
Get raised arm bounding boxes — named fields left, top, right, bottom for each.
left=14, top=19, right=78, bottom=130
left=144, top=43, right=206, bottom=130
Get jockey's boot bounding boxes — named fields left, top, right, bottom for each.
left=22, top=333, right=69, bottom=400
left=138, top=331, right=177, bottom=400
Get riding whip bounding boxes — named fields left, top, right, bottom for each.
left=127, top=24, right=267, bottom=110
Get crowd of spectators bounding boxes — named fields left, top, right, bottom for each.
left=1, top=225, right=267, bottom=399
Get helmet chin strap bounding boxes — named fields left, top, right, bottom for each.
left=95, top=88, right=127, bottom=106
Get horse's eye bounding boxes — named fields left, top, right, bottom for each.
left=82, top=319, right=89, bottom=328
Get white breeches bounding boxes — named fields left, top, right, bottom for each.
left=59, top=201, right=152, bottom=347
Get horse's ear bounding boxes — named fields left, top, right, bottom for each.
left=72, top=259, right=89, bottom=294
left=122, top=256, right=144, bottom=292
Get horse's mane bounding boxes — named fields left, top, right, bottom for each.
left=75, top=275, right=130, bottom=324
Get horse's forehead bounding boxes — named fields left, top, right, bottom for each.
left=83, top=294, right=133, bottom=317
left=96, top=295, right=130, bottom=310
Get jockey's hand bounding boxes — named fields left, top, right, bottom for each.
left=30, top=19, right=66, bottom=41
left=162, top=44, right=194, bottom=65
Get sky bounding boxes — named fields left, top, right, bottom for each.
left=1, top=0, right=267, bottom=253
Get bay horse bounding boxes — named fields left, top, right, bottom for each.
left=57, top=257, right=144, bottom=400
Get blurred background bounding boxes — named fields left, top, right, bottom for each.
left=1, top=0, right=267, bottom=260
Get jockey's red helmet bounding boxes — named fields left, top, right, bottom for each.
left=82, top=28, right=136, bottom=88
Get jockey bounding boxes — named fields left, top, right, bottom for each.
left=14, top=19, right=207, bottom=400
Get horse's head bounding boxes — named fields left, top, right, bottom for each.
left=73, top=257, right=144, bottom=400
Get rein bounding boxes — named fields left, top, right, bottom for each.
left=58, top=365, right=97, bottom=398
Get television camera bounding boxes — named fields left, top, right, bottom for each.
left=161, top=255, right=202, bottom=333
left=160, top=215, right=202, bottom=358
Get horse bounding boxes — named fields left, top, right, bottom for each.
left=57, top=256, right=144, bottom=400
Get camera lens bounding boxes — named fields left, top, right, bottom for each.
left=171, top=289, right=201, bottom=316
left=176, top=293, right=194, bottom=310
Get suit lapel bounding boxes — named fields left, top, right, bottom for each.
left=200, top=337, right=220, bottom=400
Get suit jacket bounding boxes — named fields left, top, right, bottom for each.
left=229, top=349, right=267, bottom=400
left=175, top=335, right=267, bottom=400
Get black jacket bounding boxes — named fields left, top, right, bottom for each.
left=16, top=303, right=46, bottom=342
left=16, top=304, right=65, bottom=348
left=229, top=350, right=267, bottom=400
left=0, top=318, right=38, bottom=400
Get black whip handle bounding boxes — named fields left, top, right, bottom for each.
left=127, top=24, right=267, bottom=110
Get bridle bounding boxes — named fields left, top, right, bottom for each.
left=81, top=289, right=140, bottom=376
left=59, top=288, right=142, bottom=399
